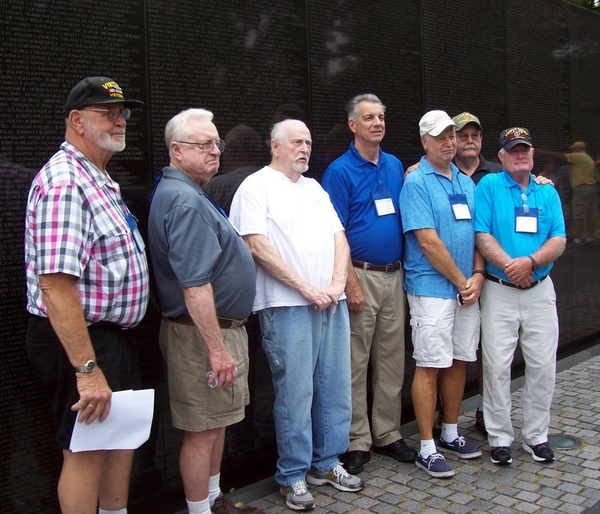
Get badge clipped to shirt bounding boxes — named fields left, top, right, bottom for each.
left=125, top=213, right=146, bottom=253
left=448, top=194, right=472, bottom=220
left=371, top=188, right=395, bottom=217
left=515, top=207, right=539, bottom=233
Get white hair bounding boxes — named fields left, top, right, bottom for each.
left=165, top=108, right=214, bottom=158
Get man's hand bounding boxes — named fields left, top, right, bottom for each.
left=300, top=284, right=333, bottom=311
left=207, top=347, right=238, bottom=389
left=504, top=257, right=534, bottom=288
left=459, top=273, right=485, bottom=306
left=345, top=278, right=364, bottom=313
left=533, top=174, right=554, bottom=186
left=404, top=162, right=420, bottom=178
left=71, top=368, right=112, bottom=424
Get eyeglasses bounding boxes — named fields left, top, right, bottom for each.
left=176, top=139, right=225, bottom=152
left=521, top=193, right=529, bottom=214
left=81, top=107, right=131, bottom=121
left=457, top=132, right=481, bottom=142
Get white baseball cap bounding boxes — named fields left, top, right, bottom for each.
left=419, top=110, right=458, bottom=137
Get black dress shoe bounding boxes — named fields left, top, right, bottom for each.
left=373, top=439, right=417, bottom=462
left=340, top=450, right=371, bottom=474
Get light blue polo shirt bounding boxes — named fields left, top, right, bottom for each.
left=401, top=156, right=476, bottom=299
left=474, top=170, right=565, bottom=281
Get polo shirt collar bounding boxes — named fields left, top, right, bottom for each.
left=347, top=141, right=389, bottom=168
left=501, top=169, right=538, bottom=193
left=162, top=166, right=203, bottom=193
left=419, top=155, right=460, bottom=177
left=61, top=141, right=115, bottom=189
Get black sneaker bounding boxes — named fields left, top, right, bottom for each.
left=523, top=442, right=554, bottom=462
left=490, top=446, right=512, bottom=465
left=340, top=450, right=371, bottom=474
left=373, top=439, right=417, bottom=462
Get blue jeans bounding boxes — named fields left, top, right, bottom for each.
left=258, top=302, right=351, bottom=486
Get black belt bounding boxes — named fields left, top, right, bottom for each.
left=485, top=272, right=548, bottom=290
left=167, top=313, right=248, bottom=329
left=29, top=313, right=126, bottom=330
left=352, top=259, right=401, bottom=273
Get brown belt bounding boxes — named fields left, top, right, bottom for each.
left=352, top=259, right=401, bottom=273
left=167, top=313, right=248, bottom=329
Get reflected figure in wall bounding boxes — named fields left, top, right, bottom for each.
left=148, top=108, right=261, bottom=514
left=566, top=142, right=596, bottom=244
left=203, top=124, right=265, bottom=215
left=475, top=127, right=566, bottom=465
left=24, top=77, right=150, bottom=514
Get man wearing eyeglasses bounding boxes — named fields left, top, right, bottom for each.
left=475, top=128, right=566, bottom=466
left=148, top=109, right=260, bottom=514
left=25, top=77, right=150, bottom=514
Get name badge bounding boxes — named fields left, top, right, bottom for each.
left=515, top=207, right=538, bottom=233
left=372, top=188, right=395, bottom=217
left=126, top=213, right=146, bottom=253
left=449, top=194, right=472, bottom=220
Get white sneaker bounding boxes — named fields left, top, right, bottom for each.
left=279, top=481, right=315, bottom=511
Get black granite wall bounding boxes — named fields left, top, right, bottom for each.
left=1, top=1, right=599, bottom=512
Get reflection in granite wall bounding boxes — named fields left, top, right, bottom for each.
left=0, top=1, right=599, bottom=512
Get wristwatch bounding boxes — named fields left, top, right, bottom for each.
left=528, top=255, right=539, bottom=271
left=75, top=360, right=97, bottom=373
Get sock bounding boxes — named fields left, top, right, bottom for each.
left=186, top=497, right=211, bottom=514
left=419, top=439, right=436, bottom=458
left=99, top=509, right=127, bottom=514
left=208, top=473, right=222, bottom=506
left=441, top=423, right=458, bottom=443
left=478, top=395, right=484, bottom=411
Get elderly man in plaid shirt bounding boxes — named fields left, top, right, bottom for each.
left=25, top=77, right=149, bottom=514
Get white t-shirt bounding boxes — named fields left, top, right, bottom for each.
left=230, top=166, right=344, bottom=311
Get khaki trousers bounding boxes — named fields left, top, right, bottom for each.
left=348, top=266, right=406, bottom=451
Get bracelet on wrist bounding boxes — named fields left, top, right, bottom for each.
left=473, top=269, right=486, bottom=276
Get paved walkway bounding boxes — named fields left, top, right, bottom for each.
left=221, top=345, right=600, bottom=514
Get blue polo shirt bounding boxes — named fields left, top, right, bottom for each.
left=474, top=170, right=565, bottom=281
left=401, top=156, right=476, bottom=299
left=322, top=142, right=404, bottom=265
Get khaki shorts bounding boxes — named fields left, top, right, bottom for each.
left=159, top=319, right=249, bottom=432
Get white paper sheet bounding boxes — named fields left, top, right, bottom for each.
left=69, top=389, right=155, bottom=452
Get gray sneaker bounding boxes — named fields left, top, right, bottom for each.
left=279, top=481, right=315, bottom=511
left=306, top=463, right=364, bottom=492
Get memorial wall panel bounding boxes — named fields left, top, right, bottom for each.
left=0, top=1, right=599, bottom=512
left=421, top=0, right=507, bottom=161
left=307, top=0, right=423, bottom=179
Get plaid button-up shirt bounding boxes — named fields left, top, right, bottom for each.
left=25, top=142, right=149, bottom=327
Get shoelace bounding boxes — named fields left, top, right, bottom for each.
left=291, top=481, right=308, bottom=495
left=428, top=453, right=445, bottom=465
left=456, top=436, right=467, bottom=448
left=332, top=464, right=350, bottom=479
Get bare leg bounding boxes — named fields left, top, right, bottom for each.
left=412, top=366, right=440, bottom=441
left=439, top=360, right=466, bottom=424
left=59, top=449, right=106, bottom=514
left=180, top=428, right=224, bottom=502
left=98, top=450, right=134, bottom=510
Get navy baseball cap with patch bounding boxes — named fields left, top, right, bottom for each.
left=64, top=76, right=144, bottom=116
left=499, top=127, right=533, bottom=151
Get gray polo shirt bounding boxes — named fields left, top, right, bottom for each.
left=148, top=166, right=256, bottom=319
